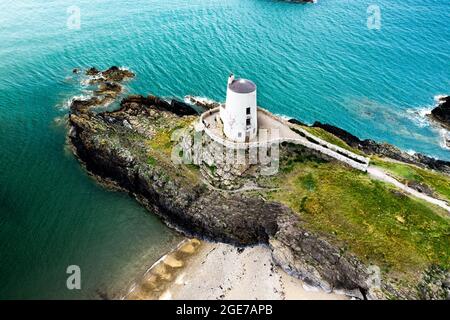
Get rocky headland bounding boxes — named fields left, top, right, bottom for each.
left=67, top=68, right=450, bottom=300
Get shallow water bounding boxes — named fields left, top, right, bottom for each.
left=0, top=0, right=449, bottom=299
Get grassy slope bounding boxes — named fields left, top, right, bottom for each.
left=371, top=157, right=450, bottom=202
left=143, top=115, right=450, bottom=286
left=265, top=156, right=450, bottom=280
left=145, top=115, right=200, bottom=185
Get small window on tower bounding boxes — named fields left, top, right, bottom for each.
left=246, top=107, right=251, bottom=115
left=246, top=118, right=251, bottom=126
left=238, top=132, right=242, bottom=138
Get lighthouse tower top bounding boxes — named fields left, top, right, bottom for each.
left=220, top=74, right=258, bottom=142
left=227, top=74, right=256, bottom=94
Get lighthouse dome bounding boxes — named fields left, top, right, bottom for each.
left=228, top=78, right=256, bottom=94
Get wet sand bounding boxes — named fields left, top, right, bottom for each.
left=124, top=239, right=347, bottom=300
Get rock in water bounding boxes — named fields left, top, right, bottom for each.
left=86, top=67, right=100, bottom=75
left=431, top=95, right=450, bottom=128
left=102, top=66, right=135, bottom=82
left=69, top=66, right=136, bottom=113
left=85, top=66, right=135, bottom=82
left=95, top=82, right=123, bottom=97
left=70, top=96, right=104, bottom=114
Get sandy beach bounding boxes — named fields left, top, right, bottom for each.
left=124, top=239, right=348, bottom=300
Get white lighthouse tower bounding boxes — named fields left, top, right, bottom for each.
left=220, top=74, right=258, bottom=143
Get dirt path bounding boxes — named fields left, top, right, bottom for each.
left=367, top=166, right=450, bottom=213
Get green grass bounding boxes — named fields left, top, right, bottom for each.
left=145, top=116, right=200, bottom=185
left=148, top=130, right=173, bottom=156
left=299, top=173, right=316, bottom=192
left=371, top=158, right=450, bottom=202
left=267, top=160, right=450, bottom=277
left=147, top=155, right=157, bottom=166
left=206, top=164, right=217, bottom=176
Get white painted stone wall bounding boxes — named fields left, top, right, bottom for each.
left=199, top=108, right=370, bottom=172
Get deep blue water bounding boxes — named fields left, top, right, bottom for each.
left=0, top=0, right=449, bottom=299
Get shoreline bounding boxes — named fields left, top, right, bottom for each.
left=124, top=239, right=348, bottom=300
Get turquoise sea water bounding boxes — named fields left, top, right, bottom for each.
left=0, top=0, right=449, bottom=299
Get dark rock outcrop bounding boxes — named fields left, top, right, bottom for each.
left=406, top=180, right=436, bottom=198
left=101, top=66, right=135, bottom=82
left=95, top=82, right=122, bottom=97
left=69, top=67, right=136, bottom=114
left=86, top=67, right=100, bottom=75
left=170, top=99, right=199, bottom=116
left=85, top=66, right=135, bottom=84
left=287, top=118, right=308, bottom=126
left=270, top=213, right=377, bottom=299
left=185, top=96, right=221, bottom=110
left=70, top=96, right=107, bottom=114
left=120, top=95, right=197, bottom=117
left=430, top=95, right=450, bottom=129
left=69, top=107, right=278, bottom=245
